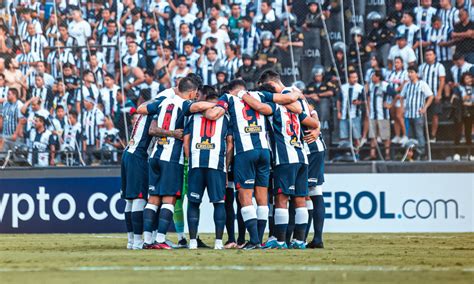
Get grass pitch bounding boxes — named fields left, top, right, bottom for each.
left=0, top=233, right=472, bottom=283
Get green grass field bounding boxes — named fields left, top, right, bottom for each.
left=0, top=233, right=473, bottom=283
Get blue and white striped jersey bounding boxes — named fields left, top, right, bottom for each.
left=425, top=26, right=452, bottom=62
left=217, top=92, right=271, bottom=155
left=396, top=24, right=420, bottom=48
left=184, top=112, right=230, bottom=171
left=419, top=62, right=446, bottom=95
left=267, top=102, right=308, bottom=166
left=401, top=80, right=433, bottom=119
left=437, top=7, right=459, bottom=31
left=339, top=83, right=365, bottom=119
left=126, top=97, right=167, bottom=158
left=298, top=97, right=326, bottom=154
left=368, top=81, right=392, bottom=120
left=148, top=95, right=192, bottom=164
left=387, top=69, right=408, bottom=93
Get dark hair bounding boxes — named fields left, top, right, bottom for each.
left=107, top=19, right=117, bottom=26
left=258, top=83, right=276, bottom=93
left=69, top=110, right=78, bottom=119
left=144, top=70, right=154, bottom=77
left=228, top=79, right=247, bottom=91
left=201, top=85, right=218, bottom=100
left=348, top=70, right=358, bottom=77
left=212, top=3, right=221, bottom=10
left=394, top=56, right=404, bottom=63
left=104, top=73, right=114, bottom=80
left=372, top=70, right=383, bottom=80
left=407, top=66, right=418, bottom=73
left=208, top=17, right=217, bottom=25
left=177, top=54, right=187, bottom=60
left=242, top=16, right=252, bottom=22
left=261, top=0, right=272, bottom=6
left=431, top=15, right=441, bottom=23
left=59, top=23, right=68, bottom=29
left=186, top=73, right=203, bottom=90
left=425, top=48, right=436, bottom=55
left=178, top=77, right=199, bottom=93
left=8, top=88, right=19, bottom=98
left=56, top=105, right=65, bottom=111
left=453, top=53, right=464, bottom=61
left=461, top=72, right=472, bottom=85
left=0, top=73, right=4, bottom=80
left=125, top=32, right=137, bottom=40
left=258, top=69, right=281, bottom=85
left=230, top=3, right=240, bottom=9
left=205, top=47, right=218, bottom=55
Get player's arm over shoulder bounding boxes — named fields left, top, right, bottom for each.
left=203, top=94, right=229, bottom=120
left=136, top=97, right=165, bottom=115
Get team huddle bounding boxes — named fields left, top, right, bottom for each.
left=121, top=70, right=326, bottom=250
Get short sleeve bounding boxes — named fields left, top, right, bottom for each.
left=216, top=94, right=229, bottom=111
left=439, top=64, right=446, bottom=77
left=182, top=100, right=193, bottom=116
left=298, top=111, right=308, bottom=122
left=407, top=49, right=417, bottom=64
left=146, top=97, right=164, bottom=115
left=96, top=110, right=105, bottom=125
left=265, top=101, right=276, bottom=115
left=259, top=91, right=274, bottom=102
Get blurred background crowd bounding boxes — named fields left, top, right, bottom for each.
left=0, top=0, right=473, bottom=166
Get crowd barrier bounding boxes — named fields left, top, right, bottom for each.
left=0, top=162, right=472, bottom=233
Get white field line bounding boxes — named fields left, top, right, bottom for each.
left=0, top=265, right=473, bottom=273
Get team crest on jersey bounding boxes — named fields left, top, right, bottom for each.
left=196, top=139, right=215, bottom=150
left=244, top=122, right=262, bottom=133
left=290, top=137, right=302, bottom=148
left=157, top=137, right=169, bottom=145
left=128, top=138, right=135, bottom=146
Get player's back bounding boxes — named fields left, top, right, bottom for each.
left=186, top=112, right=229, bottom=171
left=150, top=95, right=190, bottom=164
left=125, top=114, right=155, bottom=159
left=220, top=92, right=270, bottom=155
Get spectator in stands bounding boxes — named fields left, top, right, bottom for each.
left=388, top=33, right=417, bottom=70
left=198, top=47, right=221, bottom=86
left=419, top=49, right=446, bottom=142
left=337, top=70, right=365, bottom=150
left=81, top=96, right=105, bottom=165
left=423, top=16, right=453, bottom=67
left=387, top=57, right=409, bottom=144
left=60, top=110, right=82, bottom=165
left=399, top=66, right=434, bottom=159
left=451, top=8, right=474, bottom=63
left=99, top=73, right=120, bottom=117
left=451, top=72, right=473, bottom=145
left=98, top=115, right=122, bottom=164
left=367, top=70, right=393, bottom=160
left=1, top=89, right=24, bottom=152
left=238, top=16, right=260, bottom=56
left=438, top=0, right=460, bottom=30
left=27, top=109, right=56, bottom=167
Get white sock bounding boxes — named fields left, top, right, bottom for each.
left=257, top=206, right=269, bottom=221
left=177, top=232, right=186, bottom=241
left=125, top=200, right=133, bottom=243
left=241, top=205, right=257, bottom=222
left=133, top=234, right=143, bottom=247
left=215, top=239, right=223, bottom=246
left=306, top=200, right=314, bottom=210
left=144, top=232, right=153, bottom=244
left=127, top=232, right=134, bottom=243
left=152, top=230, right=157, bottom=243
left=156, top=233, right=166, bottom=243
left=295, top=207, right=309, bottom=225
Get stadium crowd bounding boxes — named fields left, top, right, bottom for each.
left=0, top=0, right=473, bottom=166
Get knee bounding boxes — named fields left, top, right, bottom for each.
left=148, top=196, right=160, bottom=206
left=238, top=190, right=253, bottom=205
left=275, top=194, right=288, bottom=209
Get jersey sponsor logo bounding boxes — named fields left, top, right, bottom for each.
left=289, top=185, right=295, bottom=191
left=244, top=123, right=262, bottom=133
left=308, top=178, right=318, bottom=183
left=128, top=138, right=135, bottom=146
left=244, top=179, right=255, bottom=185
left=196, top=139, right=215, bottom=150
left=290, top=137, right=302, bottom=148
left=190, top=192, right=200, bottom=199
left=157, top=137, right=169, bottom=145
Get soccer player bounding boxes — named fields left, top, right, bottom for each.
left=120, top=92, right=161, bottom=249
left=189, top=79, right=301, bottom=249
left=183, top=88, right=232, bottom=249
left=253, top=71, right=319, bottom=249
left=136, top=76, right=199, bottom=249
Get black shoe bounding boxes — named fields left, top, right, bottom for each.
left=197, top=237, right=211, bottom=249
left=242, top=242, right=260, bottom=250
left=307, top=241, right=324, bottom=249
left=177, top=238, right=188, bottom=249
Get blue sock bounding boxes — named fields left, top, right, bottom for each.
left=305, top=209, right=313, bottom=241
left=274, top=208, right=289, bottom=243
left=125, top=211, right=133, bottom=234
left=312, top=195, right=325, bottom=244
left=286, top=202, right=296, bottom=244
left=236, top=198, right=246, bottom=244
left=187, top=201, right=200, bottom=240
left=143, top=203, right=158, bottom=244
left=257, top=206, right=269, bottom=244
left=241, top=205, right=259, bottom=245
left=268, top=204, right=275, bottom=237
left=157, top=204, right=174, bottom=237
left=225, top=189, right=236, bottom=242
left=213, top=202, right=226, bottom=240
left=294, top=207, right=308, bottom=242
left=131, top=208, right=144, bottom=236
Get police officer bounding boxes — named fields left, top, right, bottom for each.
left=236, top=53, right=258, bottom=90
left=304, top=65, right=336, bottom=143
left=348, top=26, right=369, bottom=77
left=366, top=11, right=393, bottom=68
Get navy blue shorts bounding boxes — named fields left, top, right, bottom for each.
left=273, top=163, right=308, bottom=197
left=234, top=149, right=271, bottom=190
left=148, top=159, right=184, bottom=197
left=188, top=168, right=226, bottom=203
left=121, top=152, right=148, bottom=199
left=308, top=151, right=325, bottom=187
